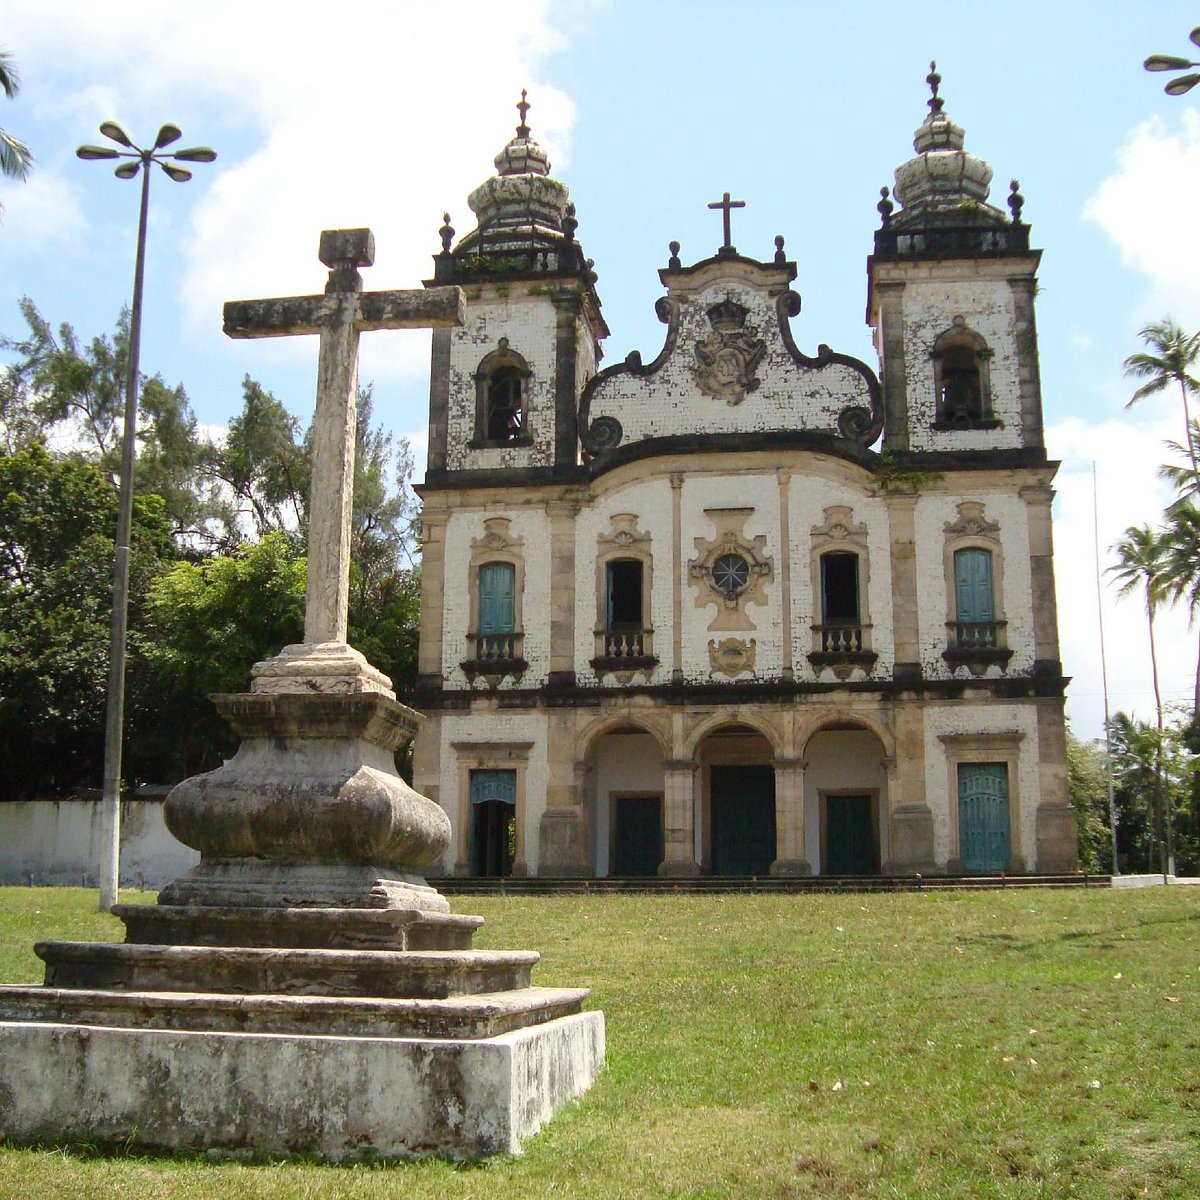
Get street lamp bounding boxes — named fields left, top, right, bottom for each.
left=1144, top=26, right=1200, bottom=95
left=76, top=123, right=215, bottom=911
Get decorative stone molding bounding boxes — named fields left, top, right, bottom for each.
left=472, top=337, right=533, bottom=448
left=807, top=504, right=876, bottom=677
left=708, top=637, right=757, bottom=678
left=691, top=295, right=766, bottom=405
left=592, top=512, right=656, bottom=681
left=937, top=731, right=1027, bottom=874
left=942, top=501, right=1011, bottom=675
left=689, top=508, right=773, bottom=632
left=463, top=517, right=527, bottom=686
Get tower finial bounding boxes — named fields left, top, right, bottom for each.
left=516, top=89, right=531, bottom=138
left=926, top=60, right=944, bottom=117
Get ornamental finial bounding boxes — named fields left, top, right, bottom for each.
left=926, top=60, right=944, bottom=117
left=516, top=89, right=531, bottom=138
left=439, top=212, right=454, bottom=255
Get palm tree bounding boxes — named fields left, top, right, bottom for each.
left=1124, top=319, right=1200, bottom=490
left=0, top=49, right=32, bottom=210
left=1109, top=524, right=1173, bottom=875
left=1160, top=502, right=1200, bottom=713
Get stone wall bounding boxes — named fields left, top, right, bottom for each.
left=0, top=795, right=198, bottom=888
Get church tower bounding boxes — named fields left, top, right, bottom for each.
left=423, top=93, right=608, bottom=484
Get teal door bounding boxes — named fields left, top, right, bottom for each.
left=711, top=765, right=776, bottom=876
left=958, top=763, right=1009, bottom=874
left=470, top=770, right=516, bottom=877
left=612, top=795, right=663, bottom=877
left=825, top=795, right=876, bottom=875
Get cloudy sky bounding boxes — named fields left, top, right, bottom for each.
left=2, top=0, right=1199, bottom=741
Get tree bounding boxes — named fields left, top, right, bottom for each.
left=1068, top=728, right=1114, bottom=873
left=1159, top=502, right=1200, bottom=713
left=0, top=446, right=173, bottom=799
left=135, top=532, right=306, bottom=779
left=1109, top=524, right=1172, bottom=874
left=1124, top=318, right=1200, bottom=488
left=0, top=49, right=32, bottom=213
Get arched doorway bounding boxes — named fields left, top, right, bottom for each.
left=803, top=725, right=888, bottom=875
left=701, top=725, right=776, bottom=876
left=469, top=769, right=516, bottom=877
left=588, top=726, right=666, bottom=876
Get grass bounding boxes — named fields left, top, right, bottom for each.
left=1, top=885, right=1198, bottom=1198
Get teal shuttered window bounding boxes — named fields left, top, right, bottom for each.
left=952, top=547, right=997, bottom=649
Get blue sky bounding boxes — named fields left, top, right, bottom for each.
left=2, top=0, right=1199, bottom=740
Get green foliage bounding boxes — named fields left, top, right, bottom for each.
left=0, top=446, right=173, bottom=799
left=0, top=48, right=32, bottom=191
left=872, top=446, right=942, bottom=493
left=137, top=533, right=306, bottom=777
left=1068, top=729, right=1113, bottom=873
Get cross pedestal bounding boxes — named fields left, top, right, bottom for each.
left=0, top=228, right=604, bottom=1158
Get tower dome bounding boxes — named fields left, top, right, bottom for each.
left=889, top=63, right=1006, bottom=230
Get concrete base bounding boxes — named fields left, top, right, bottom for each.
left=0, top=1010, right=604, bottom=1159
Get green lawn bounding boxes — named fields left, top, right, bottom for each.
left=1, top=886, right=1198, bottom=1198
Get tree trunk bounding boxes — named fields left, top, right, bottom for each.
left=1147, top=599, right=1172, bottom=877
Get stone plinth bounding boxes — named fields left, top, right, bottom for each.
left=161, top=691, right=452, bottom=911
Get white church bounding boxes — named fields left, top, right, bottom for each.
left=410, top=76, right=1076, bottom=880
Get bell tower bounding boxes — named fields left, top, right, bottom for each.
left=424, top=93, right=608, bottom=484
left=867, top=63, right=1044, bottom=459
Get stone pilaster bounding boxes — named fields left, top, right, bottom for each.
left=883, top=703, right=936, bottom=873
left=1009, top=275, right=1045, bottom=448
left=770, top=757, right=810, bottom=875
left=552, top=294, right=582, bottom=470
left=670, top=473, right=684, bottom=684
left=659, top=759, right=699, bottom=876
left=537, top=717, right=590, bottom=876
left=1020, top=484, right=1062, bottom=670
left=885, top=491, right=921, bottom=679
left=546, top=499, right=578, bottom=686
left=874, top=280, right=909, bottom=449
left=1034, top=699, right=1077, bottom=873
left=777, top=470, right=794, bottom=680
left=416, top=509, right=448, bottom=687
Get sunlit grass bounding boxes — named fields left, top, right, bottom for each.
left=1, top=886, right=1198, bottom=1197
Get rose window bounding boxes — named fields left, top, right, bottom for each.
left=711, top=552, right=750, bottom=597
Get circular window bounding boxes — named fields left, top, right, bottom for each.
left=711, top=552, right=750, bottom=597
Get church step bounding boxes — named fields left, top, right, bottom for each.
left=112, top=904, right=484, bottom=951
left=0, top=983, right=587, bottom=1041
left=35, top=943, right=538, bottom=999
left=429, top=874, right=1110, bottom=895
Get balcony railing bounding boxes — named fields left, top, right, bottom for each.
left=591, top=627, right=656, bottom=675
left=813, top=622, right=865, bottom=654
left=951, top=621, right=999, bottom=649
left=943, top=621, right=1012, bottom=670
left=808, top=622, right=878, bottom=671
left=462, top=632, right=526, bottom=682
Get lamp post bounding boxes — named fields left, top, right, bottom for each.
left=1144, top=27, right=1200, bottom=94
left=76, top=123, right=215, bottom=911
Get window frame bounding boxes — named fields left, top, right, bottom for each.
left=930, top=317, right=1001, bottom=432
left=472, top=338, right=534, bottom=449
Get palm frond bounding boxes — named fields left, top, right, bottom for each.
left=0, top=128, right=32, bottom=181
left=0, top=51, right=19, bottom=102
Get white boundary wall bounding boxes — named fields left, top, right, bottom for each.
left=0, top=795, right=198, bottom=889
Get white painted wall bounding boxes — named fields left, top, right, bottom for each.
left=590, top=732, right=664, bottom=875
left=0, top=797, right=198, bottom=888
left=587, top=277, right=873, bottom=443
left=914, top=491, right=1035, bottom=679
left=436, top=712, right=549, bottom=874
left=899, top=277, right=1025, bottom=453
left=442, top=506, right=552, bottom=689
left=445, top=297, right=558, bottom=471
left=922, top=702, right=1041, bottom=867
left=802, top=730, right=890, bottom=874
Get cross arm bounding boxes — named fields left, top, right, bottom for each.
left=224, top=295, right=329, bottom=339
left=355, top=285, right=464, bottom=331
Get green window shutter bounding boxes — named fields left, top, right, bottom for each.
left=478, top=562, right=515, bottom=634
left=953, top=548, right=994, bottom=623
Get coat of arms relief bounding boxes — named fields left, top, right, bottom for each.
left=692, top=296, right=766, bottom=405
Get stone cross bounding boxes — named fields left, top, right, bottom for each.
left=707, top=192, right=745, bottom=252
left=224, top=228, right=463, bottom=691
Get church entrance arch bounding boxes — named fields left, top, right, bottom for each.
left=802, top=725, right=888, bottom=875
left=587, top=725, right=666, bottom=876
left=700, top=726, right=776, bottom=876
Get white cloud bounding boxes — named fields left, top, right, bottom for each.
left=6, top=0, right=576, bottom=381
left=0, top=171, right=85, bottom=250
left=1048, top=414, right=1196, bottom=742
left=1084, top=109, right=1200, bottom=327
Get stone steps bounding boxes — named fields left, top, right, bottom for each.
left=431, top=873, right=1110, bottom=895
left=112, top=903, right=483, bottom=951
left=0, top=983, right=587, bottom=1040
left=35, top=942, right=538, bottom=999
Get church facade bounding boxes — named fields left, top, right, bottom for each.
left=411, top=79, right=1076, bottom=879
